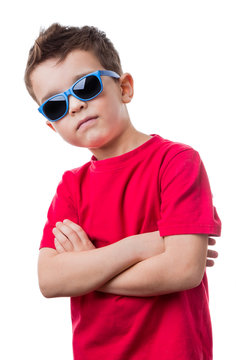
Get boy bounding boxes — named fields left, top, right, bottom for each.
left=25, top=23, right=221, bottom=359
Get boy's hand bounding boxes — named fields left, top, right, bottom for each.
left=206, top=237, right=218, bottom=267
left=52, top=219, right=95, bottom=253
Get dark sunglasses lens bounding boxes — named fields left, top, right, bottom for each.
left=43, top=95, right=67, bottom=121
left=73, top=75, right=101, bottom=100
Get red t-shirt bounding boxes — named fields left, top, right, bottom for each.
left=40, top=134, right=221, bottom=360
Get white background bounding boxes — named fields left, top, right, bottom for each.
left=0, top=1, right=235, bottom=359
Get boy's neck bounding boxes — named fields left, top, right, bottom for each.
left=89, top=125, right=152, bottom=161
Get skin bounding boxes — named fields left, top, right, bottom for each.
left=31, top=49, right=218, bottom=298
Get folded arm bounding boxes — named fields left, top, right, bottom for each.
left=38, top=220, right=164, bottom=298
left=98, top=233, right=208, bottom=297
left=40, top=220, right=216, bottom=298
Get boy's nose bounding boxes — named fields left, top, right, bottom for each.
left=68, top=95, right=88, bottom=115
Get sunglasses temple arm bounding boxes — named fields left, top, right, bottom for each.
left=99, top=70, right=120, bottom=79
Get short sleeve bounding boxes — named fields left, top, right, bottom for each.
left=40, top=171, right=79, bottom=249
left=157, top=148, right=221, bottom=237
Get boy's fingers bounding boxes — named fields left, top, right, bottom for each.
left=63, top=219, right=82, bottom=232
left=63, top=219, right=90, bottom=242
left=207, top=249, right=218, bottom=259
left=206, top=259, right=215, bottom=267
left=56, top=221, right=83, bottom=250
left=54, top=238, right=65, bottom=253
left=62, top=219, right=95, bottom=250
left=53, top=226, right=73, bottom=251
left=208, top=237, right=216, bottom=246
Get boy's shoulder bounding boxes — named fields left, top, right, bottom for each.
left=67, top=160, right=91, bottom=175
left=152, top=134, right=198, bottom=160
left=150, top=135, right=202, bottom=179
left=59, top=160, right=91, bottom=186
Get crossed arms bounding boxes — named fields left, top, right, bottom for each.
left=38, top=219, right=218, bottom=298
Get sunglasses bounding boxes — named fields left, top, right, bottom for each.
left=38, top=70, right=120, bottom=122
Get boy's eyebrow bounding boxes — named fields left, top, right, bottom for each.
left=72, top=72, right=90, bottom=83
left=41, top=71, right=92, bottom=104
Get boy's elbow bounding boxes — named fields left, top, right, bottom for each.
left=38, top=248, right=60, bottom=298
left=39, top=279, right=57, bottom=298
left=183, top=262, right=206, bottom=290
left=39, top=283, right=51, bottom=298
left=164, top=233, right=208, bottom=291
left=38, top=270, right=59, bottom=298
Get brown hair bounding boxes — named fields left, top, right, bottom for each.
left=24, top=23, right=123, bottom=101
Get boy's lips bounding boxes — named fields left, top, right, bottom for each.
left=77, top=116, right=98, bottom=130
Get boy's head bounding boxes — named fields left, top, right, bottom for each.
left=25, top=23, right=123, bottom=102
left=25, top=23, right=136, bottom=158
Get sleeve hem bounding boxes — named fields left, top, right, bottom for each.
left=39, top=244, right=56, bottom=251
left=158, top=224, right=221, bottom=237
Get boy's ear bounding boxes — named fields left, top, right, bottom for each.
left=119, top=73, right=134, bottom=103
left=46, top=121, right=56, bottom=132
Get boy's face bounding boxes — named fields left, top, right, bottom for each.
left=30, top=49, right=134, bottom=155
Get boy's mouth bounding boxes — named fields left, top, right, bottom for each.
left=77, top=116, right=98, bottom=130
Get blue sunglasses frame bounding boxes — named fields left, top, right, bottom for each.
left=38, top=70, right=120, bottom=122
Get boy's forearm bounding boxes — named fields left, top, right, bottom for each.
left=40, top=235, right=141, bottom=298
left=95, top=233, right=169, bottom=297
left=97, top=255, right=201, bottom=297
left=39, top=230, right=163, bottom=298
left=97, top=253, right=181, bottom=297
left=98, top=234, right=208, bottom=297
